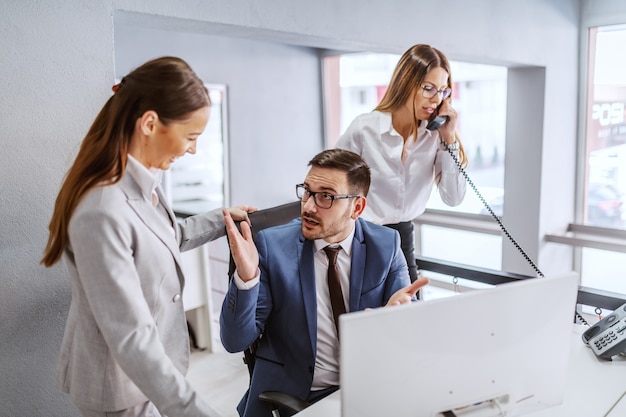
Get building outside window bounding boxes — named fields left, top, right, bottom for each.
left=584, top=25, right=626, bottom=230
left=580, top=25, right=626, bottom=296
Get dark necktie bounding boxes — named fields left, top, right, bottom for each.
left=323, top=246, right=346, bottom=335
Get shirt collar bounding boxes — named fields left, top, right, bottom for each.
left=378, top=111, right=397, bottom=136
left=313, top=224, right=356, bottom=257
left=126, top=154, right=163, bottom=206
left=377, top=110, right=432, bottom=137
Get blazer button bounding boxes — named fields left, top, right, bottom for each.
left=172, top=294, right=181, bottom=302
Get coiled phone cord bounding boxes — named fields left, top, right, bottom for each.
left=444, top=144, right=544, bottom=278
left=443, top=144, right=591, bottom=326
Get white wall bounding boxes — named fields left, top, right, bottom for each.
left=0, top=0, right=601, bottom=415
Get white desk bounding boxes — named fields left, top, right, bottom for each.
left=295, top=325, right=626, bottom=417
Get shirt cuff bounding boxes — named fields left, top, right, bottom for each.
left=233, top=269, right=260, bottom=290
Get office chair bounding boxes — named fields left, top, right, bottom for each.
left=226, top=201, right=311, bottom=416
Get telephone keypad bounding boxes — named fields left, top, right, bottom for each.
left=589, top=317, right=626, bottom=359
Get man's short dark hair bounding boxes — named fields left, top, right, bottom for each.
left=308, top=149, right=371, bottom=197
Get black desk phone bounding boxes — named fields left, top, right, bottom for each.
left=440, top=118, right=626, bottom=361
left=582, top=302, right=626, bottom=360
left=426, top=115, right=448, bottom=131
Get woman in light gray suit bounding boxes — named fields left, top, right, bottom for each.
left=42, top=57, right=255, bottom=417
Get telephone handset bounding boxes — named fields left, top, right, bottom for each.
left=426, top=115, right=449, bottom=131
left=581, top=302, right=626, bottom=360
left=426, top=101, right=449, bottom=131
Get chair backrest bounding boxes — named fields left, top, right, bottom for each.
left=226, top=201, right=301, bottom=377
left=227, top=201, right=301, bottom=277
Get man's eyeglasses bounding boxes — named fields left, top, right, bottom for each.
left=421, top=85, right=452, bottom=100
left=296, top=184, right=360, bottom=209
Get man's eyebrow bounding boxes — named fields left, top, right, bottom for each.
left=303, top=183, right=338, bottom=193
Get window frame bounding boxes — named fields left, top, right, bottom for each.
left=560, top=23, right=626, bottom=290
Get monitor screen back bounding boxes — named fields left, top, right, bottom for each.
left=339, top=273, right=579, bottom=417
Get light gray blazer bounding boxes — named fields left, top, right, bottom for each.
left=57, top=171, right=222, bottom=416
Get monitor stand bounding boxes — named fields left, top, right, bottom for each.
left=437, top=394, right=510, bottom=417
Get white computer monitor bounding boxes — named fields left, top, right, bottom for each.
left=339, top=273, right=579, bottom=417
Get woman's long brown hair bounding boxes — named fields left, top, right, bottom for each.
left=375, top=44, right=468, bottom=176
left=41, top=57, right=210, bottom=267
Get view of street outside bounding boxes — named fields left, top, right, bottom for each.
left=585, top=25, right=626, bottom=231
left=581, top=25, right=626, bottom=296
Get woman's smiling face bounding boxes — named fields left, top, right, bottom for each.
left=141, top=106, right=210, bottom=170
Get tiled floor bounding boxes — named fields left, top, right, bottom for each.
left=187, top=349, right=250, bottom=417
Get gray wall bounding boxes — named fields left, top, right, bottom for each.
left=114, top=23, right=323, bottom=208
left=0, top=0, right=618, bottom=415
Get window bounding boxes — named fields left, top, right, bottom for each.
left=426, top=62, right=508, bottom=217
left=323, top=53, right=507, bottom=270
left=579, top=25, right=626, bottom=295
left=324, top=53, right=507, bottom=216
left=584, top=25, right=626, bottom=230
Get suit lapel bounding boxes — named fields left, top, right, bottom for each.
left=121, top=175, right=184, bottom=275
left=299, top=237, right=318, bottom=352
left=348, top=219, right=365, bottom=312
left=155, top=186, right=179, bottom=241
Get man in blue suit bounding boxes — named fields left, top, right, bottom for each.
left=221, top=149, right=429, bottom=417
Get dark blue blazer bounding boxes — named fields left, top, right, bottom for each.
left=220, top=218, right=410, bottom=417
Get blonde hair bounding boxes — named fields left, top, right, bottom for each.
left=376, top=44, right=468, bottom=176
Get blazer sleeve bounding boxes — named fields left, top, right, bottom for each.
left=219, top=280, right=263, bottom=353
left=177, top=208, right=226, bottom=252
left=383, top=230, right=413, bottom=302
left=220, top=230, right=274, bottom=353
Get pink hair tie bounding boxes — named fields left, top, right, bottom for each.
left=111, top=83, right=121, bottom=94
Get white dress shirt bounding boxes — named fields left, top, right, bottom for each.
left=311, top=228, right=355, bottom=390
left=336, top=111, right=466, bottom=225
left=126, top=154, right=163, bottom=208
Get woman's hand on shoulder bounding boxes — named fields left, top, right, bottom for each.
left=225, top=205, right=258, bottom=226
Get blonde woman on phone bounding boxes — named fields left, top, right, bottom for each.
left=336, top=44, right=468, bottom=285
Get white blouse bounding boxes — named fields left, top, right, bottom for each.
left=336, top=111, right=466, bottom=225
